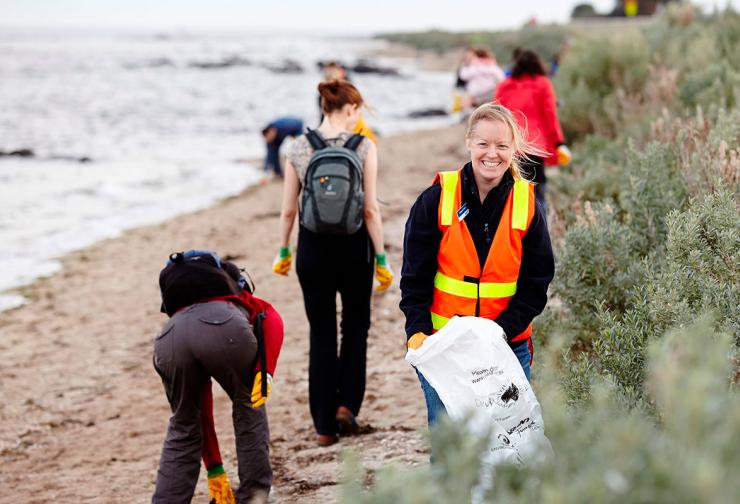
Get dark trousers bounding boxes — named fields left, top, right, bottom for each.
left=152, top=301, right=272, bottom=503
left=296, top=226, right=374, bottom=435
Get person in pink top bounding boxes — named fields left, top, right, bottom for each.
left=494, top=49, right=566, bottom=213
left=460, top=47, right=505, bottom=110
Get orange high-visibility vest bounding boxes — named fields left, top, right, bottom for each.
left=429, top=169, right=535, bottom=342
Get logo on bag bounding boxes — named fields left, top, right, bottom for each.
left=501, top=383, right=519, bottom=403
left=491, top=382, right=520, bottom=408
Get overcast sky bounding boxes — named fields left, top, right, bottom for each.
left=0, top=0, right=736, bottom=33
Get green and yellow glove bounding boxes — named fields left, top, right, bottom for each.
left=407, top=332, right=428, bottom=350
left=272, top=247, right=292, bottom=276
left=375, top=252, right=393, bottom=291
left=250, top=372, right=272, bottom=408
left=207, top=464, right=235, bottom=504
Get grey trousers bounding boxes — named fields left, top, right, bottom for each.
left=152, top=301, right=272, bottom=503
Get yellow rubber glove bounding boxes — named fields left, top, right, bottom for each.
left=407, top=332, right=428, bottom=350
left=374, top=252, right=393, bottom=291
left=556, top=144, right=572, bottom=166
left=250, top=372, right=272, bottom=408
left=272, top=247, right=292, bottom=276
left=354, top=113, right=378, bottom=144
left=207, top=465, right=235, bottom=504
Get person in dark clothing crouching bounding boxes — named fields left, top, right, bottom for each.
left=152, top=250, right=283, bottom=504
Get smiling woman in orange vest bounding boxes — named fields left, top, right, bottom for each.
left=400, top=103, right=555, bottom=426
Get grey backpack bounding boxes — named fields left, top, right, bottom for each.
left=300, top=129, right=365, bottom=235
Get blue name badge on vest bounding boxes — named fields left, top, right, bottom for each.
left=457, top=202, right=469, bottom=222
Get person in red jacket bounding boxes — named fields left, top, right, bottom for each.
left=494, top=49, right=566, bottom=213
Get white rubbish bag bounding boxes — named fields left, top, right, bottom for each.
left=405, top=316, right=552, bottom=468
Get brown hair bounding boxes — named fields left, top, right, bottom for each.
left=511, top=49, right=546, bottom=78
left=473, top=47, right=492, bottom=59
left=318, top=79, right=363, bottom=114
left=466, top=103, right=547, bottom=181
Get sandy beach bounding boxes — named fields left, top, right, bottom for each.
left=0, top=124, right=468, bottom=503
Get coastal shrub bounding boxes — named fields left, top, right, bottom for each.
left=341, top=318, right=740, bottom=503
left=592, top=189, right=739, bottom=402
left=548, top=133, right=624, bottom=222
left=619, top=141, right=687, bottom=256
left=378, top=26, right=571, bottom=65
left=554, top=32, right=650, bottom=139
left=678, top=61, right=740, bottom=111
left=645, top=8, right=740, bottom=111
left=552, top=201, right=646, bottom=340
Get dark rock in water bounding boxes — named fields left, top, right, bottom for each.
left=0, top=148, right=35, bottom=158
left=0, top=149, right=92, bottom=163
left=264, top=59, right=304, bottom=74
left=188, top=56, right=252, bottom=70
left=408, top=108, right=449, bottom=118
left=124, top=58, right=176, bottom=70
left=350, top=60, right=400, bottom=77
left=146, top=58, right=175, bottom=68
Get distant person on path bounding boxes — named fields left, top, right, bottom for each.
left=400, top=104, right=554, bottom=427
left=494, top=49, right=569, bottom=212
left=459, top=47, right=505, bottom=111
left=153, top=250, right=283, bottom=504
left=262, top=116, right=304, bottom=177
left=272, top=79, right=391, bottom=447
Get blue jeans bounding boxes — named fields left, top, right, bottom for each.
left=417, top=339, right=532, bottom=426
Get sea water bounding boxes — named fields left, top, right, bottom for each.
left=0, top=28, right=457, bottom=310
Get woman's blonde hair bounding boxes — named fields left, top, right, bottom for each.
left=465, top=103, right=547, bottom=181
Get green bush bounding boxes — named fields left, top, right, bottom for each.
left=341, top=318, right=740, bottom=503
left=554, top=32, right=650, bottom=138
left=553, top=201, right=647, bottom=340
left=377, top=26, right=571, bottom=65
left=592, top=189, right=739, bottom=402
left=619, top=141, right=688, bottom=256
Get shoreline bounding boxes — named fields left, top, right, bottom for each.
left=1, top=124, right=468, bottom=502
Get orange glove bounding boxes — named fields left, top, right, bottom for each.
left=556, top=144, right=572, bottom=166
left=407, top=332, right=428, bottom=350
left=207, top=465, right=235, bottom=504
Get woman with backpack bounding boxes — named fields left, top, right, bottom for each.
left=271, top=79, right=392, bottom=447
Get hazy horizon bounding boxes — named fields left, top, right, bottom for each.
left=1, top=0, right=737, bottom=34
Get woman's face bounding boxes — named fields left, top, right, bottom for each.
left=466, top=119, right=514, bottom=188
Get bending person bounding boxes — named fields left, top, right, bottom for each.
left=262, top=116, right=304, bottom=177
left=152, top=251, right=282, bottom=503
left=400, top=103, right=554, bottom=426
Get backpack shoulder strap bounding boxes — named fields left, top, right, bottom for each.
left=253, top=311, right=269, bottom=396
left=343, top=133, right=364, bottom=152
left=305, top=128, right=327, bottom=151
